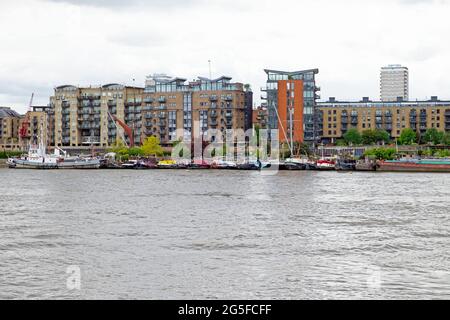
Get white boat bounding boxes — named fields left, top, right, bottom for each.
left=8, top=142, right=100, bottom=170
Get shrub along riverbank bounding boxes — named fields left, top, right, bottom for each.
left=0, top=151, right=21, bottom=159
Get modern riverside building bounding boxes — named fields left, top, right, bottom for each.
left=0, top=107, right=22, bottom=151
left=142, top=74, right=251, bottom=145
left=380, top=64, right=409, bottom=102
left=262, top=69, right=320, bottom=145
left=50, top=84, right=143, bottom=148
left=317, top=96, right=450, bottom=144
left=252, top=106, right=269, bottom=129
left=21, top=106, right=55, bottom=146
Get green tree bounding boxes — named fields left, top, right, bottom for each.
left=128, top=147, right=145, bottom=157
left=443, top=132, right=450, bottom=146
left=141, top=136, right=164, bottom=157
left=343, top=128, right=362, bottom=145
left=109, top=138, right=127, bottom=153
left=423, top=128, right=444, bottom=145
left=362, top=129, right=391, bottom=145
left=374, top=129, right=391, bottom=144
left=362, top=130, right=377, bottom=145
left=398, top=128, right=417, bottom=145
left=364, top=147, right=396, bottom=160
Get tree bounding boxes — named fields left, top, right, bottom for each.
left=423, top=128, right=444, bottom=145
left=374, top=129, right=391, bottom=144
left=343, top=128, right=362, bottom=146
left=443, top=132, right=450, bottom=146
left=362, top=129, right=391, bottom=145
left=364, top=147, right=396, bottom=160
left=141, top=136, right=164, bottom=157
left=128, top=147, right=145, bottom=157
left=398, top=128, right=417, bottom=145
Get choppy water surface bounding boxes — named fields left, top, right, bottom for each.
left=1, top=168, right=449, bottom=299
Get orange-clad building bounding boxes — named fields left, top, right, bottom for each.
left=276, top=80, right=304, bottom=143
left=263, top=69, right=320, bottom=146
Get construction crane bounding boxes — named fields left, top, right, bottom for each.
left=107, top=111, right=136, bottom=148
left=19, top=93, right=34, bottom=149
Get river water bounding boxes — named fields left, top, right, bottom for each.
left=0, top=168, right=449, bottom=300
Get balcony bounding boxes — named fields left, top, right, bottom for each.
left=107, top=101, right=117, bottom=107
left=158, top=97, right=166, bottom=103
left=210, top=120, right=218, bottom=126
left=144, top=98, right=154, bottom=103
left=224, top=95, right=233, bottom=101
left=158, top=114, right=166, bottom=119
left=341, top=118, right=348, bottom=124
left=210, top=95, right=218, bottom=101
left=79, top=124, right=91, bottom=130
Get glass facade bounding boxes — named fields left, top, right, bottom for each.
left=264, top=69, right=319, bottom=143
left=183, top=93, right=192, bottom=140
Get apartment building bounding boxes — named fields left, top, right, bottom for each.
left=18, top=106, right=55, bottom=147
left=262, top=69, right=320, bottom=145
left=252, top=106, right=269, bottom=129
left=318, top=96, right=450, bottom=144
left=142, top=74, right=251, bottom=145
left=380, top=64, right=409, bottom=102
left=50, top=84, right=143, bottom=148
left=0, top=107, right=21, bottom=151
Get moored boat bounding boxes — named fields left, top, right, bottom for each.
left=157, top=160, right=179, bottom=169
left=378, top=158, right=450, bottom=172
left=335, top=159, right=356, bottom=171
left=316, top=159, right=336, bottom=170
left=8, top=143, right=100, bottom=170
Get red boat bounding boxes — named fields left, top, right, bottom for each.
left=316, top=159, right=336, bottom=170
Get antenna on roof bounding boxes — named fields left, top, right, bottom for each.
left=208, top=60, right=212, bottom=80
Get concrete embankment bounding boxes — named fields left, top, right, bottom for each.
left=0, top=160, right=8, bottom=168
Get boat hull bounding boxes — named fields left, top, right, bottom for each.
left=378, top=162, right=450, bottom=173
left=8, top=159, right=100, bottom=169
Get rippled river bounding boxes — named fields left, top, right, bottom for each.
left=1, top=168, right=450, bottom=299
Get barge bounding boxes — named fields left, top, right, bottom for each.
left=378, top=159, right=450, bottom=172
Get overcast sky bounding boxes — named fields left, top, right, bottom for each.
left=1, top=0, right=449, bottom=113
